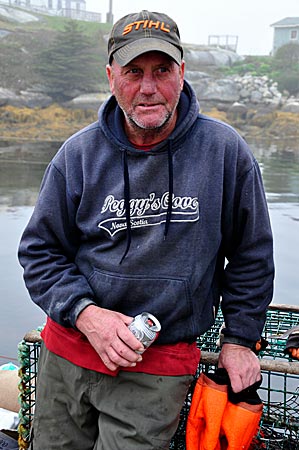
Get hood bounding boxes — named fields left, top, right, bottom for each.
left=98, top=79, right=200, bottom=155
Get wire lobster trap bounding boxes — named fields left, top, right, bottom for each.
left=17, top=305, right=299, bottom=450
left=170, top=304, right=299, bottom=450
left=17, top=328, right=42, bottom=450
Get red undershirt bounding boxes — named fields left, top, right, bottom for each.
left=42, top=318, right=200, bottom=376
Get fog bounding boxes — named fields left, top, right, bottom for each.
left=86, top=0, right=299, bottom=55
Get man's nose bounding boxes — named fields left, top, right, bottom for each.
left=139, top=74, right=157, bottom=94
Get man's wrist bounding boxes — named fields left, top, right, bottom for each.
left=222, top=336, right=256, bottom=348
left=70, top=298, right=97, bottom=328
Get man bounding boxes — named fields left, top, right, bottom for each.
left=18, top=10, right=274, bottom=450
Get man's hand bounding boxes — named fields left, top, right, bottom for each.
left=218, top=343, right=261, bottom=393
left=76, top=305, right=144, bottom=371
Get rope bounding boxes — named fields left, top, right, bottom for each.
left=17, top=327, right=43, bottom=449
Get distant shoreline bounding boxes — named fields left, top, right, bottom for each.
left=1, top=104, right=299, bottom=141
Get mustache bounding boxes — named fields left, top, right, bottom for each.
left=133, top=96, right=165, bottom=105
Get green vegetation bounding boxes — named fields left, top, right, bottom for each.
left=0, top=11, right=111, bottom=94
left=35, top=20, right=103, bottom=101
left=41, top=14, right=111, bottom=34
left=273, top=43, right=299, bottom=96
left=221, top=56, right=273, bottom=77
left=220, top=43, right=299, bottom=96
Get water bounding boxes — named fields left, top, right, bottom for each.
left=250, top=138, right=299, bottom=305
left=0, top=140, right=60, bottom=363
left=0, top=137, right=299, bottom=362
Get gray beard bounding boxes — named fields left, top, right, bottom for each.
left=124, top=109, right=173, bottom=131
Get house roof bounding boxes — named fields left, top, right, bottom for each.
left=271, top=17, right=299, bottom=28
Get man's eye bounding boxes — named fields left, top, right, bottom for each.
left=158, top=67, right=169, bottom=73
left=129, top=68, right=140, bottom=74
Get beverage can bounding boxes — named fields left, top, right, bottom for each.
left=128, top=312, right=161, bottom=349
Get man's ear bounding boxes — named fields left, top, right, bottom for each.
left=106, top=64, right=114, bottom=94
left=180, top=60, right=185, bottom=91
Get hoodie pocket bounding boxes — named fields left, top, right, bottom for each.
left=87, top=269, right=193, bottom=335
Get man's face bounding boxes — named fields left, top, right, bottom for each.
left=106, top=51, right=185, bottom=138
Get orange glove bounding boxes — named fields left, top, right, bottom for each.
left=220, top=401, right=262, bottom=449
left=186, top=369, right=229, bottom=450
left=186, top=369, right=263, bottom=450
left=221, top=376, right=263, bottom=450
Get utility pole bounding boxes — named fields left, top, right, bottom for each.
left=106, top=0, right=113, bottom=24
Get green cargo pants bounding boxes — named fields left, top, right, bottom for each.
left=30, top=344, right=192, bottom=450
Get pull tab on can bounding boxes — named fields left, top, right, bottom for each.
left=128, top=312, right=161, bottom=349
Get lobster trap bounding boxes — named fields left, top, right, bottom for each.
left=17, top=328, right=42, bottom=450
left=17, top=305, right=299, bottom=450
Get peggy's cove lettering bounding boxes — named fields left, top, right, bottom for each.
left=101, top=192, right=199, bottom=217
left=98, top=191, right=200, bottom=237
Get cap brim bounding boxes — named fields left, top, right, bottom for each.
left=112, top=38, right=182, bottom=66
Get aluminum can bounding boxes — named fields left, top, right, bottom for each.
left=128, top=312, right=161, bottom=349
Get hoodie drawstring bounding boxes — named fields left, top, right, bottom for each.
left=119, top=150, right=132, bottom=264
left=164, top=143, right=173, bottom=239
left=119, top=143, right=174, bottom=264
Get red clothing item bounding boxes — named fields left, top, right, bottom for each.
left=41, top=318, right=201, bottom=376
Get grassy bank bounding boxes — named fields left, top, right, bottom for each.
left=210, top=108, right=299, bottom=139
left=1, top=104, right=299, bottom=141
left=0, top=105, right=97, bottom=140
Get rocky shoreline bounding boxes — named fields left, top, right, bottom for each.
left=1, top=73, right=299, bottom=113
left=1, top=74, right=299, bottom=141
left=187, top=73, right=299, bottom=112
left=1, top=103, right=299, bottom=142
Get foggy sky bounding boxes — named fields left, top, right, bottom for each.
left=86, top=0, right=299, bottom=55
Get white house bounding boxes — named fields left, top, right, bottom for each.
left=271, top=17, right=299, bottom=54
left=16, top=0, right=85, bottom=14
left=0, top=0, right=104, bottom=21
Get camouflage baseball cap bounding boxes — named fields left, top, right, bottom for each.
left=108, top=10, right=183, bottom=66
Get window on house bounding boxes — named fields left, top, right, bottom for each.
left=290, top=30, right=298, bottom=40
